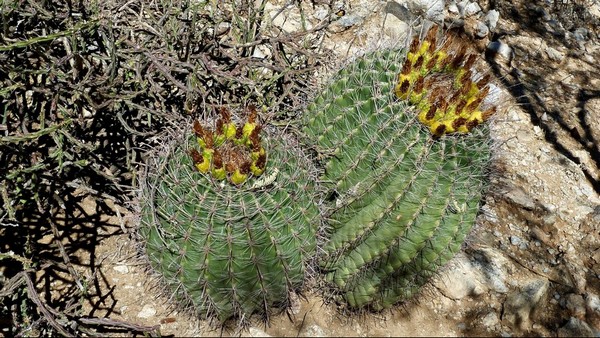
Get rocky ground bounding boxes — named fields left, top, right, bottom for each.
left=73, top=0, right=600, bottom=336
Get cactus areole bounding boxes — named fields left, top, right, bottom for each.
left=304, top=25, right=495, bottom=310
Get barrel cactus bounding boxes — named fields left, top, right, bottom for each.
left=303, top=26, right=495, bottom=310
left=139, top=105, right=319, bottom=323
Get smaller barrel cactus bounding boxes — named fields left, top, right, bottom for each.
left=139, top=105, right=319, bottom=323
left=304, top=25, right=495, bottom=310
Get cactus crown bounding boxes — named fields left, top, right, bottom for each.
left=190, top=105, right=266, bottom=185
left=395, top=25, right=496, bottom=136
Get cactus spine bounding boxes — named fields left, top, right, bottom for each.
left=304, top=26, right=494, bottom=310
left=140, top=106, right=319, bottom=322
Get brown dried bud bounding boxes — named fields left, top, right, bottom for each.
left=466, top=119, right=480, bottom=131
left=247, top=104, right=258, bottom=124
left=193, top=120, right=205, bottom=138
left=414, top=75, right=425, bottom=93
left=477, top=74, right=491, bottom=89
left=240, top=161, right=251, bottom=174
left=482, top=106, right=496, bottom=120
left=425, top=105, right=436, bottom=120
left=466, top=86, right=489, bottom=112
left=256, top=152, right=267, bottom=169
left=204, top=132, right=214, bottom=149
left=459, top=80, right=473, bottom=97
left=463, top=54, right=477, bottom=70
left=401, top=59, right=412, bottom=75
left=437, top=97, right=448, bottom=114
left=398, top=78, right=410, bottom=94
left=219, top=107, right=231, bottom=123
left=452, top=117, right=467, bottom=129
left=213, top=149, right=223, bottom=168
left=459, top=69, right=472, bottom=87
left=409, top=36, right=419, bottom=54
left=216, top=118, right=224, bottom=135
left=225, top=161, right=236, bottom=173
left=429, top=87, right=443, bottom=102
left=414, top=55, right=425, bottom=69
left=426, top=56, right=437, bottom=70
left=449, top=91, right=462, bottom=105
left=250, top=125, right=262, bottom=150
left=439, top=34, right=454, bottom=52
left=236, top=125, right=244, bottom=139
left=425, top=25, right=439, bottom=51
left=450, top=45, right=467, bottom=69
left=455, top=99, right=467, bottom=115
left=189, top=148, right=203, bottom=164
left=435, top=124, right=447, bottom=136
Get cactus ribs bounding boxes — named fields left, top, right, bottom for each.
left=395, top=25, right=496, bottom=137
left=190, top=105, right=266, bottom=185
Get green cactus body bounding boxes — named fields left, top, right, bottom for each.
left=141, top=113, right=319, bottom=322
left=304, top=31, right=492, bottom=310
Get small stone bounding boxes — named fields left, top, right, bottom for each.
left=82, top=108, right=93, bottom=118
left=313, top=7, right=329, bottom=21
left=468, top=247, right=509, bottom=293
left=464, top=2, right=482, bottom=17
left=557, top=317, right=595, bottom=337
left=546, top=47, right=564, bottom=62
left=288, top=292, right=301, bottom=315
left=301, top=324, right=326, bottom=337
left=586, top=293, right=600, bottom=312
left=586, top=293, right=600, bottom=331
left=435, top=256, right=487, bottom=300
left=482, top=312, right=499, bottom=327
left=505, top=187, right=535, bottom=210
left=384, top=13, right=409, bottom=40
left=215, top=22, right=230, bottom=36
left=338, top=13, right=364, bottom=27
left=475, top=22, right=489, bottom=38
left=385, top=1, right=412, bottom=22
left=510, top=236, right=522, bottom=246
left=485, top=10, right=500, bottom=31
left=566, top=294, right=586, bottom=319
left=405, top=0, right=445, bottom=22
left=456, top=1, right=468, bottom=15
left=573, top=28, right=589, bottom=42
left=137, top=304, right=156, bottom=319
left=502, top=279, right=549, bottom=330
left=448, top=1, right=459, bottom=14
left=482, top=204, right=499, bottom=224
left=113, top=264, right=129, bottom=274
left=487, top=40, right=513, bottom=64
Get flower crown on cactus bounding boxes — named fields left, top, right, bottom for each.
left=395, top=25, right=496, bottom=136
left=190, top=105, right=266, bottom=185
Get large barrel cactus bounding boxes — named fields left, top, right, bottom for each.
left=140, top=106, right=319, bottom=322
left=304, top=26, right=495, bottom=310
